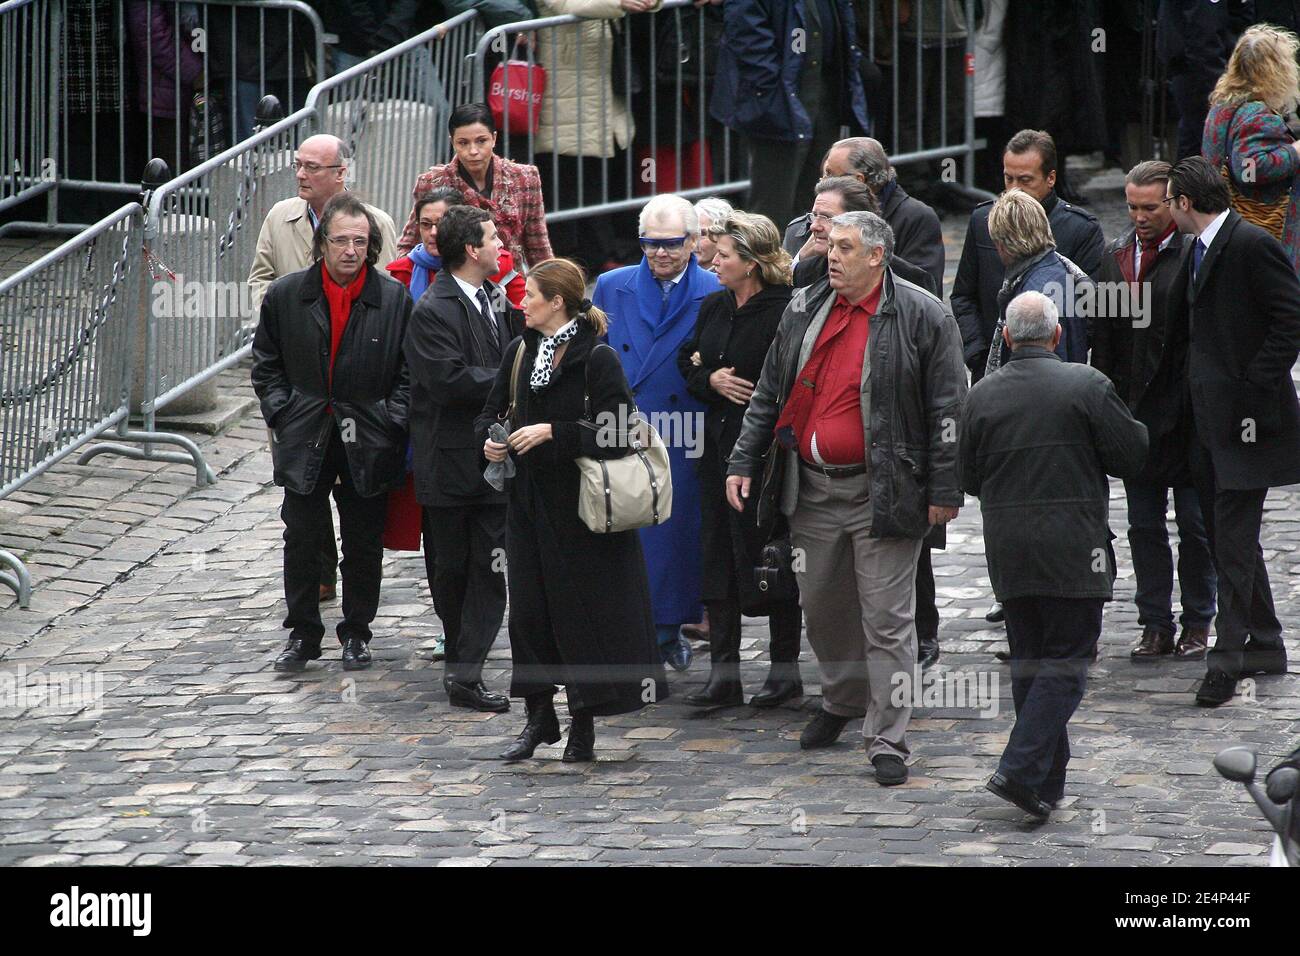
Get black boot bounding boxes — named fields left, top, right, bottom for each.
left=750, top=602, right=803, bottom=708
left=684, top=600, right=744, bottom=708
left=562, top=710, right=595, bottom=762
left=500, top=693, right=561, bottom=762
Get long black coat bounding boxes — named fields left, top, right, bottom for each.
left=475, top=322, right=669, bottom=715
left=1165, top=211, right=1300, bottom=490
left=677, top=285, right=799, bottom=611
left=1090, top=228, right=1192, bottom=483
left=959, top=347, right=1149, bottom=601
left=251, top=263, right=410, bottom=498
left=951, top=191, right=1105, bottom=366
left=404, top=268, right=522, bottom=508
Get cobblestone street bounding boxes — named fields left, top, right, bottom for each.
left=1, top=170, right=1297, bottom=867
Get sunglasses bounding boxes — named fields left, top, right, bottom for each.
left=638, top=235, right=689, bottom=252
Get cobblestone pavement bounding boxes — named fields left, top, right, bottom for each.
left=1, top=167, right=1297, bottom=866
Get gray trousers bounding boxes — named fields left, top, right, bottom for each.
left=790, top=469, right=922, bottom=760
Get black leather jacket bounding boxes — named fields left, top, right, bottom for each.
left=727, top=270, right=968, bottom=540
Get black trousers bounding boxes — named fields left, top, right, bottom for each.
left=1190, top=442, right=1284, bottom=679
left=745, top=71, right=841, bottom=233
left=915, top=545, right=939, bottom=645
left=423, top=503, right=507, bottom=684
left=281, top=428, right=387, bottom=647
left=1000, top=596, right=1104, bottom=805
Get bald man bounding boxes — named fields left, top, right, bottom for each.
left=249, top=134, right=399, bottom=313
left=249, top=133, right=398, bottom=602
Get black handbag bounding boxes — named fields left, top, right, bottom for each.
left=751, top=532, right=799, bottom=611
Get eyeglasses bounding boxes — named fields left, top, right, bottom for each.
left=1161, top=195, right=1178, bottom=206
left=325, top=236, right=369, bottom=250
left=292, top=160, right=344, bottom=173
left=639, top=235, right=689, bottom=252
left=809, top=210, right=835, bottom=223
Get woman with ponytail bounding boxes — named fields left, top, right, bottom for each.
left=476, top=258, right=667, bottom=763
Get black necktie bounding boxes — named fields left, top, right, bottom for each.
left=1193, top=238, right=1207, bottom=282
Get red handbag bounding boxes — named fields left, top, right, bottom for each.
left=382, top=475, right=423, bottom=551
left=488, top=55, right=547, bottom=136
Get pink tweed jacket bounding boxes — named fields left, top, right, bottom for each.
left=396, top=154, right=553, bottom=268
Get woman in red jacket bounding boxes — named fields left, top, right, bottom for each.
left=386, top=187, right=526, bottom=307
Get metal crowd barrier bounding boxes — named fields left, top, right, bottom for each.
left=304, top=9, right=483, bottom=223
left=77, top=106, right=316, bottom=477
left=75, top=12, right=481, bottom=486
left=863, top=0, right=978, bottom=186
left=0, top=203, right=143, bottom=607
left=0, top=0, right=327, bottom=234
left=468, top=0, right=748, bottom=223
left=0, top=0, right=59, bottom=218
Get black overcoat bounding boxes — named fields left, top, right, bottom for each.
left=677, top=285, right=799, bottom=611
left=475, top=322, right=669, bottom=715
left=1165, top=211, right=1300, bottom=491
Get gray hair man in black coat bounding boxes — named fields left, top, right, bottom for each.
left=959, top=290, right=1147, bottom=820
left=1164, top=156, right=1300, bottom=707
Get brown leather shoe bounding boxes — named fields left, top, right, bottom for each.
left=1130, top=626, right=1175, bottom=661
left=318, top=583, right=337, bottom=603
left=1173, top=625, right=1209, bottom=660
left=681, top=609, right=710, bottom=642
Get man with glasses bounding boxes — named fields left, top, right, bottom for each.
left=252, top=193, right=411, bottom=672
left=249, top=133, right=399, bottom=606
left=593, top=194, right=722, bottom=674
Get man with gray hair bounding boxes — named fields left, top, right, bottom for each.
left=783, top=137, right=946, bottom=291
left=248, top=132, right=399, bottom=606
left=959, top=289, right=1147, bottom=819
left=726, top=209, right=967, bottom=785
left=594, top=193, right=722, bottom=672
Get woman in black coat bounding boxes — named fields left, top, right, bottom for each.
left=675, top=211, right=803, bottom=709
left=478, top=258, right=668, bottom=763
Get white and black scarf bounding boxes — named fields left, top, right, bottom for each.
left=530, top=319, right=580, bottom=392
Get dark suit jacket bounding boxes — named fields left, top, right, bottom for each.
left=403, top=267, right=523, bottom=507
left=1166, top=210, right=1300, bottom=490
left=1090, top=228, right=1192, bottom=483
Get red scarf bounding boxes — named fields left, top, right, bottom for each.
left=322, top=261, right=367, bottom=387
left=773, top=281, right=882, bottom=450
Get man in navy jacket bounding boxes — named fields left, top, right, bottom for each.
left=710, top=0, right=871, bottom=232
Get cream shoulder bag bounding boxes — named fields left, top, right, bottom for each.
left=575, top=344, right=673, bottom=533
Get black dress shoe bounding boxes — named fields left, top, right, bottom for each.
left=446, top=680, right=510, bottom=713
left=918, top=637, right=940, bottom=671
left=500, top=694, right=561, bottom=761
left=562, top=712, right=595, bottom=762
left=873, top=754, right=908, bottom=786
left=986, top=772, right=1051, bottom=819
left=340, top=637, right=372, bottom=671
left=1195, top=671, right=1238, bottom=707
left=274, top=638, right=322, bottom=672
left=799, top=709, right=852, bottom=750
left=683, top=670, right=744, bottom=708
left=749, top=673, right=804, bottom=708
left=985, top=602, right=1005, bottom=623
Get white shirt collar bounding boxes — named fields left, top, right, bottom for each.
left=1197, top=209, right=1231, bottom=251
left=1132, top=227, right=1178, bottom=270
left=451, top=271, right=485, bottom=304
left=660, top=265, right=688, bottom=285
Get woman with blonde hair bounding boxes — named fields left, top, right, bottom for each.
left=477, top=257, right=667, bottom=763
left=1203, top=23, right=1300, bottom=274
left=675, top=211, right=805, bottom=709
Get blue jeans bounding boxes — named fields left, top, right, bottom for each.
left=1124, top=480, right=1216, bottom=634
left=999, top=596, right=1104, bottom=804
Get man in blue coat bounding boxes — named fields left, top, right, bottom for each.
left=593, top=194, right=722, bottom=672
left=710, top=0, right=872, bottom=233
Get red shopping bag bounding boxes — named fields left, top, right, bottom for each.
left=489, top=58, right=547, bottom=136
left=634, top=139, right=714, bottom=196
left=382, top=475, right=423, bottom=551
